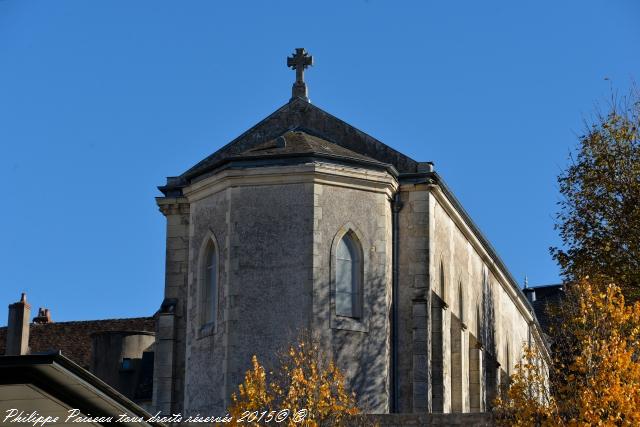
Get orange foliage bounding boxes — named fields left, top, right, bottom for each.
left=493, top=345, right=557, bottom=425
left=495, top=279, right=640, bottom=426
left=228, top=339, right=360, bottom=427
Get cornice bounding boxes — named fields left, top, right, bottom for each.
left=156, top=197, right=190, bottom=216
left=183, top=162, right=398, bottom=203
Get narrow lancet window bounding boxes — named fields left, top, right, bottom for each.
left=336, top=232, right=362, bottom=318
left=201, top=240, right=218, bottom=325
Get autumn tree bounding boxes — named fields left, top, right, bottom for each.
left=551, top=90, right=640, bottom=300
left=493, top=345, right=557, bottom=426
left=228, top=335, right=361, bottom=427
left=494, top=279, right=640, bottom=426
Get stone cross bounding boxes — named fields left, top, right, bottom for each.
left=287, top=48, right=313, bottom=102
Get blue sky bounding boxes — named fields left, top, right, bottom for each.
left=1, top=1, right=638, bottom=323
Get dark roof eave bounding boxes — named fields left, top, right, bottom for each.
left=528, top=283, right=563, bottom=290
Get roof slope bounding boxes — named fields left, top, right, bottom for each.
left=237, top=129, right=385, bottom=163
left=161, top=98, right=419, bottom=195
left=0, top=317, right=155, bottom=369
left=0, top=353, right=161, bottom=427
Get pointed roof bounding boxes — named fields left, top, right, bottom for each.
left=223, top=129, right=395, bottom=173
left=236, top=129, right=383, bottom=163
left=160, top=98, right=418, bottom=195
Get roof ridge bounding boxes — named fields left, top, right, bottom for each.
left=0, top=315, right=154, bottom=329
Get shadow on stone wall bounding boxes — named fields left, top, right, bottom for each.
left=329, top=270, right=390, bottom=413
left=481, top=276, right=498, bottom=407
left=352, top=412, right=494, bottom=426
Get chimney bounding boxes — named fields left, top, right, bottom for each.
left=6, top=293, right=31, bottom=355
left=522, top=275, right=536, bottom=303
left=523, top=288, right=536, bottom=303
left=33, top=307, right=53, bottom=324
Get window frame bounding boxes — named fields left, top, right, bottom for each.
left=335, top=231, right=363, bottom=319
left=330, top=224, right=369, bottom=332
left=197, top=232, right=220, bottom=338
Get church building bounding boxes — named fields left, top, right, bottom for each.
left=152, top=49, right=549, bottom=416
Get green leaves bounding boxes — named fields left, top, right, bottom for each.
left=552, top=91, right=640, bottom=301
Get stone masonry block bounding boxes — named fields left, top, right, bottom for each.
left=167, top=224, right=188, bottom=237
left=408, top=237, right=427, bottom=250
left=408, top=191, right=429, bottom=202
left=414, top=274, right=428, bottom=288
left=413, top=315, right=427, bottom=329
left=411, top=200, right=428, bottom=213
left=167, top=237, right=188, bottom=250
left=412, top=353, right=428, bottom=375
left=154, top=377, right=173, bottom=404
left=169, top=249, right=188, bottom=262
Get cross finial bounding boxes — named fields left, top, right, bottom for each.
left=287, top=48, right=313, bottom=102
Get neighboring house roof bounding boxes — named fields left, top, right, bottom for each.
left=0, top=317, right=155, bottom=369
left=524, top=284, right=565, bottom=332
left=0, top=353, right=163, bottom=427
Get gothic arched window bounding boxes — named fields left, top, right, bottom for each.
left=201, top=239, right=218, bottom=326
left=335, top=232, right=362, bottom=318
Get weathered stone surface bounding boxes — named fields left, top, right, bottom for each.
left=153, top=198, right=190, bottom=415
left=352, top=413, right=494, bottom=426
left=312, top=178, right=393, bottom=413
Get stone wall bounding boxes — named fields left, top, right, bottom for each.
left=183, top=180, right=314, bottom=415
left=178, top=162, right=397, bottom=415
left=311, top=165, right=394, bottom=413
left=428, top=187, right=537, bottom=412
left=225, top=182, right=314, bottom=396
left=154, top=198, right=190, bottom=415
left=393, top=180, right=543, bottom=415
left=396, top=184, right=431, bottom=413
left=359, top=412, right=493, bottom=426
left=183, top=187, right=231, bottom=414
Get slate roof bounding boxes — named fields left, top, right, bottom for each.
left=233, top=129, right=390, bottom=164
left=0, top=317, right=155, bottom=370
left=160, top=98, right=419, bottom=196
